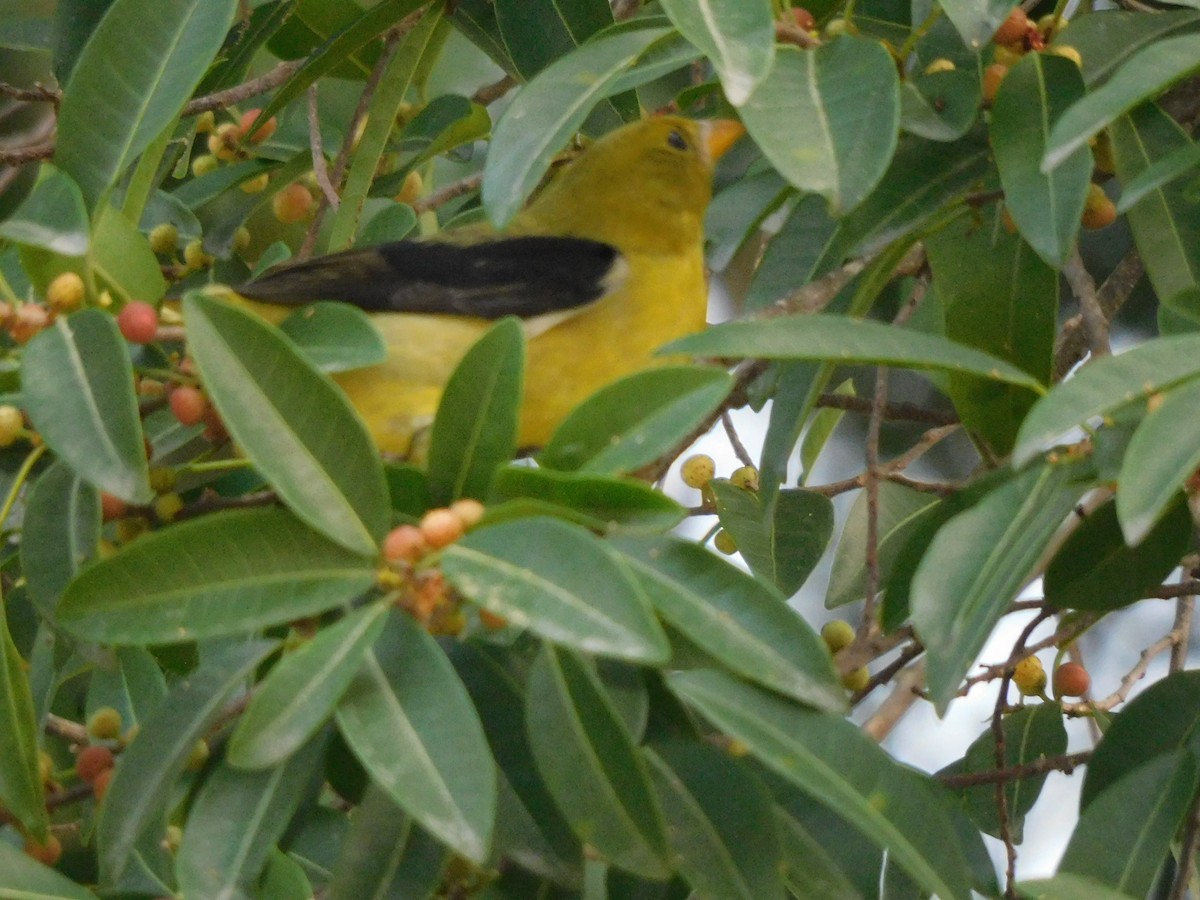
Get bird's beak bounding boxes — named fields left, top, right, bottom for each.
left=700, top=119, right=745, bottom=165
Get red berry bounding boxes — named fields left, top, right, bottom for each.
left=169, top=385, right=208, bottom=427
left=92, top=767, right=113, bottom=801
left=1053, top=661, right=1091, bottom=697
left=76, top=745, right=114, bottom=783
left=791, top=7, right=815, bottom=29
left=272, top=183, right=314, bottom=224
left=100, top=492, right=127, bottom=522
left=117, top=302, right=158, bottom=344
left=994, top=6, right=1030, bottom=45
left=23, top=833, right=62, bottom=866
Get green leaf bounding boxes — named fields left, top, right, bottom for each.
left=92, top=206, right=167, bottom=306
left=1046, top=497, right=1191, bottom=611
left=668, top=314, right=1045, bottom=391
left=1081, top=670, right=1200, bottom=808
left=668, top=670, right=978, bottom=900
left=1016, top=874, right=1141, bottom=900
left=1111, top=103, right=1200, bottom=306
left=1116, top=139, right=1200, bottom=214
left=913, top=458, right=1093, bottom=711
left=615, top=536, right=845, bottom=713
left=58, top=507, right=375, bottom=645
left=335, top=609, right=495, bottom=863
left=482, top=25, right=671, bottom=227
left=826, top=482, right=940, bottom=609
left=22, top=309, right=152, bottom=503
left=800, top=378, right=854, bottom=482
left=427, top=317, right=523, bottom=505
left=709, top=482, right=833, bottom=597
left=645, top=742, right=783, bottom=900
left=441, top=518, right=670, bottom=664
left=0, top=166, right=88, bottom=255
left=1012, top=333, right=1200, bottom=466
left=488, top=465, right=685, bottom=532
left=992, top=54, right=1090, bottom=267
left=942, top=704, right=1067, bottom=841
left=745, top=195, right=840, bottom=312
left=1060, top=752, right=1198, bottom=897
left=925, top=217, right=1058, bottom=453
left=228, top=602, right=390, bottom=770
left=97, top=640, right=277, bottom=883
left=0, top=598, right=48, bottom=840
left=21, top=460, right=99, bottom=618
left=278, top=302, right=388, bottom=373
left=54, top=0, right=238, bottom=209
left=540, top=366, right=733, bottom=475
left=1043, top=34, right=1200, bottom=172
left=86, top=646, right=167, bottom=732
left=184, top=292, right=388, bottom=556
left=496, top=0, right=613, bottom=80
left=0, top=841, right=98, bottom=899
left=940, top=0, right=1013, bottom=48
left=1059, top=10, right=1200, bottom=87
left=177, top=733, right=328, bottom=899
left=526, top=644, right=671, bottom=879
left=901, top=70, right=981, bottom=142
left=740, top=41, right=899, bottom=214
left=660, top=0, right=773, bottom=105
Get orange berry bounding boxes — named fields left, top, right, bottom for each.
left=420, top=508, right=465, bottom=549
left=272, top=183, right=314, bottom=224
left=449, top=498, right=485, bottom=529
left=117, top=302, right=158, bottom=344
left=76, top=745, right=114, bottom=783
left=92, top=766, right=113, bottom=801
left=790, top=7, right=815, bottom=29
left=238, top=108, right=277, bottom=144
left=1081, top=183, right=1117, bottom=230
left=100, top=492, right=127, bottom=522
left=982, top=63, right=1009, bottom=104
left=478, top=608, right=508, bottom=630
left=1001, top=205, right=1018, bottom=234
left=169, top=385, right=208, bottom=427
left=382, top=524, right=429, bottom=563
left=46, top=271, right=85, bottom=312
left=394, top=170, right=423, bottom=205
left=23, top=833, right=62, bottom=866
left=1053, top=661, right=1091, bottom=697
left=9, top=303, right=49, bottom=344
left=993, top=6, right=1030, bottom=45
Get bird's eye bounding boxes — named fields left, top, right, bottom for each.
left=666, top=129, right=688, bottom=151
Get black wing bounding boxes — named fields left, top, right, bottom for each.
left=238, top=235, right=624, bottom=319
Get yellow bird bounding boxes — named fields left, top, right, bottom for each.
left=235, top=115, right=744, bottom=457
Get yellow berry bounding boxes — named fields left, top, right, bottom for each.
left=164, top=824, right=183, bottom=853
left=1046, top=44, right=1082, bottom=67
left=186, top=739, right=210, bottom=772
left=148, top=467, right=176, bottom=493
left=923, top=58, right=956, bottom=75
left=192, top=154, right=219, bottom=177
left=841, top=666, right=870, bottom=692
left=449, top=498, right=485, bottom=529
left=681, top=454, right=716, bottom=489
left=1013, top=655, right=1047, bottom=697
left=46, top=271, right=85, bottom=312
left=729, top=465, right=760, bottom=492
left=38, top=750, right=53, bottom=785
left=821, top=619, right=856, bottom=653
left=233, top=226, right=252, bottom=254
left=183, top=239, right=213, bottom=270
left=88, top=706, right=123, bottom=741
left=153, top=493, right=184, bottom=522
left=713, top=529, right=737, bottom=555
left=992, top=44, right=1024, bottom=67
left=207, top=122, right=241, bottom=161
left=982, top=63, right=1009, bottom=104
left=239, top=172, right=270, bottom=194
left=1081, top=183, right=1117, bottom=230
left=824, top=17, right=848, bottom=37
left=148, top=223, right=179, bottom=255
left=395, top=170, right=424, bottom=205
left=0, top=405, right=23, bottom=447
left=194, top=110, right=216, bottom=134
left=1037, top=13, right=1068, bottom=38
left=1092, top=131, right=1116, bottom=175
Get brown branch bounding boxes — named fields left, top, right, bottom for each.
left=1053, top=249, right=1142, bottom=381
left=411, top=172, right=483, bottom=214
left=470, top=74, right=517, bottom=107
left=45, top=713, right=90, bottom=745
left=1061, top=616, right=1193, bottom=715
left=0, top=81, right=60, bottom=106
left=1171, top=593, right=1194, bottom=672
left=815, top=392, right=958, bottom=426
left=721, top=410, right=754, bottom=468
left=307, top=86, right=339, bottom=209
left=937, top=750, right=1092, bottom=789
left=0, top=139, right=55, bottom=165
left=1062, top=246, right=1111, bottom=359
left=182, top=59, right=305, bottom=116
left=861, top=660, right=926, bottom=741
left=962, top=612, right=1099, bottom=695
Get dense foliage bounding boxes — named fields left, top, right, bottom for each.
left=2, top=0, right=1200, bottom=897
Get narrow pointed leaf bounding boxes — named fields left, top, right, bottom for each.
left=23, top=309, right=152, bottom=503
left=0, top=600, right=48, bottom=839
left=441, top=517, right=669, bottom=663
left=668, top=670, right=978, bottom=900
left=184, top=292, right=388, bottom=556
left=740, top=41, right=899, bottom=214
left=1016, top=874, right=1140, bottom=900
left=335, top=610, right=495, bottom=863
left=58, top=507, right=376, bottom=645
left=488, top=465, right=685, bottom=532
left=526, top=644, right=670, bottom=879
left=229, top=602, right=390, bottom=769
left=1116, top=139, right=1200, bottom=214
left=659, top=0, right=773, bottom=105
left=495, top=0, right=612, bottom=80
left=21, top=460, right=99, bottom=618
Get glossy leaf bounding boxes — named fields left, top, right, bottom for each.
left=826, top=482, right=940, bottom=609
left=97, top=641, right=277, bottom=883
left=184, top=292, right=388, bottom=556
left=278, top=302, right=388, bottom=373
left=54, top=0, right=238, bottom=209
left=668, top=313, right=1045, bottom=391
left=335, top=610, right=495, bottom=863
left=615, top=536, right=845, bottom=713
left=1059, top=10, right=1200, bottom=86
left=496, top=0, right=612, bottom=81
left=645, top=742, right=783, bottom=900
left=942, top=0, right=1015, bottom=48
left=0, top=166, right=88, bottom=254
left=21, top=460, right=99, bottom=618
left=669, top=670, right=979, bottom=900
left=177, top=733, right=328, bottom=899
left=526, top=644, right=671, bottom=879
left=427, top=317, right=523, bottom=505
left=1016, top=874, right=1140, bottom=900
left=23, top=309, right=152, bottom=503
left=91, top=206, right=167, bottom=306
left=1046, top=497, right=1191, bottom=610
left=901, top=70, right=980, bottom=142
left=1043, top=34, right=1200, bottom=171
left=58, top=507, right=375, bottom=644
left=1116, top=139, right=1200, bottom=214
left=745, top=195, right=840, bottom=311
left=0, top=601, right=48, bottom=840
left=443, top=518, right=669, bottom=663
left=913, top=459, right=1093, bottom=711
left=86, top=646, right=167, bottom=731
left=660, top=0, right=772, bottom=105
left=1012, top=333, right=1200, bottom=466
left=992, top=53, right=1090, bottom=267
left=1060, top=752, right=1198, bottom=896
left=229, top=603, right=390, bottom=770
left=540, top=366, right=733, bottom=475
left=799, top=378, right=854, bottom=482
left=709, top=482, right=833, bottom=597
left=740, top=41, right=899, bottom=214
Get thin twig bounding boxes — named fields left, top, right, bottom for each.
left=1169, top=792, right=1200, bottom=900
left=815, top=392, right=958, bottom=426
left=0, top=81, right=60, bottom=105
left=470, top=74, right=517, bottom=106
left=182, top=59, right=305, bottom=116
left=411, top=172, right=483, bottom=214
left=721, top=411, right=754, bottom=467
left=1170, top=594, right=1194, bottom=672
left=0, top=139, right=55, bottom=165
left=962, top=612, right=1098, bottom=694
left=45, top=713, right=89, bottom=745
left=1061, top=617, right=1193, bottom=715
left=937, top=750, right=1092, bottom=789
left=306, top=86, right=339, bottom=209
left=1053, top=249, right=1141, bottom=380
left=861, top=660, right=926, bottom=741
left=1062, top=246, right=1111, bottom=359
